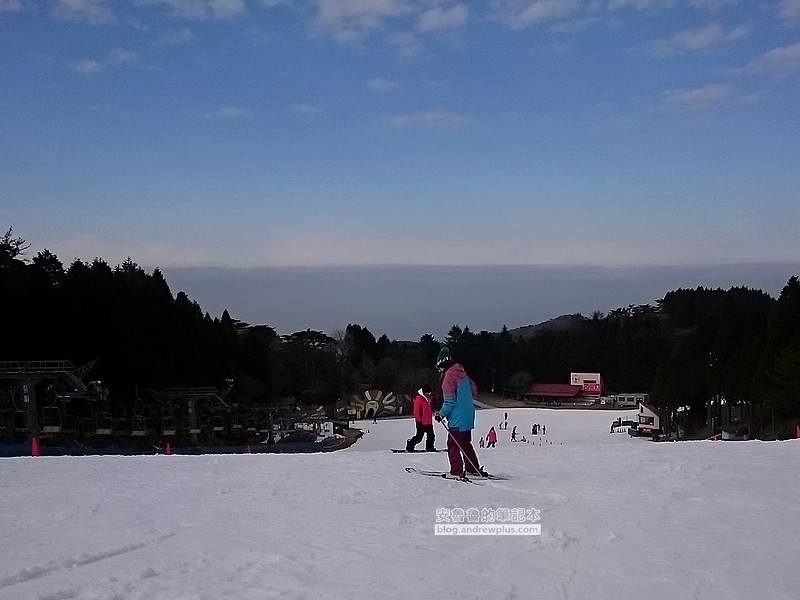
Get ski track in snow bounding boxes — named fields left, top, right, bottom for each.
left=1, top=408, right=799, bottom=600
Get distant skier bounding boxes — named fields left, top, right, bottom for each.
left=542, top=425, right=546, bottom=435
left=486, top=427, right=497, bottom=448
left=479, top=437, right=485, bottom=448
left=406, top=385, right=435, bottom=452
left=511, top=426, right=517, bottom=442
left=434, top=346, right=487, bottom=477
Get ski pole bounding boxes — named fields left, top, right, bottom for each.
left=435, top=416, right=485, bottom=476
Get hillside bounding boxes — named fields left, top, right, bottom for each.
left=507, top=313, right=587, bottom=338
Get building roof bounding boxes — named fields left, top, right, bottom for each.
left=641, top=403, right=661, bottom=417
left=525, top=383, right=583, bottom=398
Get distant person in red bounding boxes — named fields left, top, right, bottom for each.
left=486, top=426, right=497, bottom=448
left=406, top=385, right=436, bottom=452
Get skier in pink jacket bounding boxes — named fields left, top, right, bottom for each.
left=406, top=385, right=436, bottom=452
left=486, top=426, right=498, bottom=448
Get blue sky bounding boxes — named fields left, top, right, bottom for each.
left=2, top=1, right=800, bottom=337
left=2, top=0, right=799, bottom=269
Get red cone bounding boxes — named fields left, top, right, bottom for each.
left=31, top=437, right=40, bottom=457
left=166, top=442, right=172, bottom=455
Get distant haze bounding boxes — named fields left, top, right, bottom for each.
left=161, top=262, right=800, bottom=341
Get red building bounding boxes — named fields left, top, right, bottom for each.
left=523, top=383, right=585, bottom=406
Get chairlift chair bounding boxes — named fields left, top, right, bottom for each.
left=184, top=415, right=201, bottom=435
left=13, top=410, right=30, bottom=433
left=41, top=406, right=62, bottom=434
left=61, top=412, right=77, bottom=434
left=199, top=415, right=211, bottom=432
left=230, top=413, right=243, bottom=434
left=161, top=415, right=177, bottom=436
left=96, top=413, right=114, bottom=435
left=131, top=415, right=147, bottom=436
left=211, top=414, right=225, bottom=432
left=80, top=417, right=95, bottom=437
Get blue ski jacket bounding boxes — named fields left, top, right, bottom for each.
left=439, top=363, right=477, bottom=432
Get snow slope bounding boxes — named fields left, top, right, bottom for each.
left=1, top=407, right=799, bottom=600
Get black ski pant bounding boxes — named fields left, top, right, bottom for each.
left=407, top=422, right=435, bottom=451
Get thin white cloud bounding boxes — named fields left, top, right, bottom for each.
left=133, top=0, right=245, bottom=21
left=0, top=0, right=24, bottom=12
left=386, top=30, right=423, bottom=57
left=647, top=22, right=751, bottom=58
left=51, top=0, right=116, bottom=25
left=742, top=41, right=800, bottom=77
left=416, top=4, right=468, bottom=32
left=607, top=0, right=676, bottom=9
left=779, top=0, right=800, bottom=21
left=207, top=105, right=252, bottom=119
left=154, top=27, right=195, bottom=46
left=549, top=17, right=601, bottom=34
left=247, top=25, right=275, bottom=45
left=660, top=82, right=732, bottom=107
left=367, top=77, right=400, bottom=92
left=209, top=0, right=245, bottom=18
left=492, top=0, right=582, bottom=29
left=289, top=103, right=324, bottom=115
left=384, top=108, right=472, bottom=130
left=688, top=0, right=737, bottom=9
left=71, top=47, right=138, bottom=75
left=311, top=0, right=413, bottom=42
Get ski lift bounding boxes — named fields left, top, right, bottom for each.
left=211, top=414, right=225, bottom=432
left=80, top=417, right=95, bottom=436
left=42, top=406, right=62, bottom=434
left=131, top=415, right=147, bottom=436
left=95, top=413, right=113, bottom=435
left=256, top=411, right=269, bottom=434
left=13, top=410, right=30, bottom=433
left=162, top=415, right=176, bottom=436
left=230, top=413, right=243, bottom=434
left=184, top=415, right=200, bottom=435
left=61, top=412, right=77, bottom=434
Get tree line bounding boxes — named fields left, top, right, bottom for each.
left=2, top=228, right=799, bottom=438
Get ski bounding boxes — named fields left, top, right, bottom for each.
left=405, top=467, right=479, bottom=484
left=405, top=466, right=509, bottom=481
left=391, top=449, right=439, bottom=453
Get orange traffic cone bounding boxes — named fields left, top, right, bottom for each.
left=31, top=437, right=40, bottom=457
left=166, top=442, right=172, bottom=455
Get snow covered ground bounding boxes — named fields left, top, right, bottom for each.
left=2, top=407, right=799, bottom=600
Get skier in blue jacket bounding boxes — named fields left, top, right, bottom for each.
left=435, top=346, right=487, bottom=477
